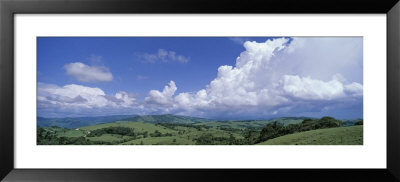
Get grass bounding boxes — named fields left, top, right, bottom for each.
left=41, top=119, right=363, bottom=145
left=122, top=136, right=195, bottom=145
left=79, top=121, right=177, bottom=134
left=257, top=125, right=363, bottom=145
left=56, top=129, right=87, bottom=137
left=87, top=134, right=133, bottom=143
left=120, top=126, right=244, bottom=145
left=47, top=121, right=246, bottom=145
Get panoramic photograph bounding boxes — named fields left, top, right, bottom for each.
left=37, top=37, right=363, bottom=145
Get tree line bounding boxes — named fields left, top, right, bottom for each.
left=256, top=116, right=343, bottom=143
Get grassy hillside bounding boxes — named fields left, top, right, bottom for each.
left=257, top=125, right=363, bottom=145
left=80, top=121, right=176, bottom=133
left=37, top=116, right=362, bottom=145
left=39, top=121, right=246, bottom=145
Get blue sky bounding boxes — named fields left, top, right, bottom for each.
left=38, top=37, right=270, bottom=95
left=37, top=37, right=363, bottom=119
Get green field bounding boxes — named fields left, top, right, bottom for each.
left=122, top=136, right=195, bottom=145
left=257, top=125, right=363, bottom=145
left=37, top=116, right=363, bottom=145
left=87, top=134, right=133, bottom=143
left=80, top=121, right=177, bottom=134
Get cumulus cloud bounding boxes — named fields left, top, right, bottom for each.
left=37, top=83, right=136, bottom=117
left=282, top=75, right=346, bottom=100
left=139, top=49, right=189, bottom=63
left=141, top=37, right=363, bottom=119
left=344, top=82, right=363, bottom=97
left=144, top=81, right=177, bottom=105
left=282, top=75, right=364, bottom=100
left=64, top=62, right=113, bottom=82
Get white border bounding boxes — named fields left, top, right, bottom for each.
left=15, top=14, right=386, bottom=168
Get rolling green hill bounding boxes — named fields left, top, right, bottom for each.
left=193, top=117, right=307, bottom=130
left=256, top=125, right=363, bottom=145
left=274, top=117, right=311, bottom=126
left=37, top=115, right=362, bottom=145
left=37, top=115, right=137, bottom=129
left=193, top=120, right=269, bottom=130
left=79, top=121, right=176, bottom=133
left=39, top=121, right=246, bottom=145
left=38, top=114, right=309, bottom=129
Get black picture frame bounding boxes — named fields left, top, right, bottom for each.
left=1, top=0, right=399, bottom=181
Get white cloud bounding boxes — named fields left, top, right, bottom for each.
left=139, top=49, right=189, bottom=63
left=282, top=75, right=345, bottom=100
left=38, top=83, right=108, bottom=108
left=281, top=74, right=363, bottom=100
left=141, top=37, right=363, bottom=118
left=144, top=81, right=177, bottom=105
left=38, top=83, right=136, bottom=115
left=344, top=82, right=363, bottom=97
left=236, top=38, right=288, bottom=68
left=114, top=91, right=136, bottom=107
left=64, top=62, right=113, bottom=82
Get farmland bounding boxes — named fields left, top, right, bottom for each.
left=37, top=115, right=363, bottom=145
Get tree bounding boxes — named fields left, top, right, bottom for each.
left=228, top=134, right=236, bottom=145
left=150, top=130, right=162, bottom=137
left=258, top=123, right=277, bottom=142
left=256, top=117, right=343, bottom=144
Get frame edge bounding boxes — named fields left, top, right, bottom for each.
left=1, top=0, right=400, bottom=181
left=388, top=1, right=400, bottom=181
left=0, top=0, right=15, bottom=180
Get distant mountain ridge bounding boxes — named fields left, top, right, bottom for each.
left=37, top=114, right=213, bottom=128
left=37, top=115, right=137, bottom=129
left=120, top=114, right=215, bottom=124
